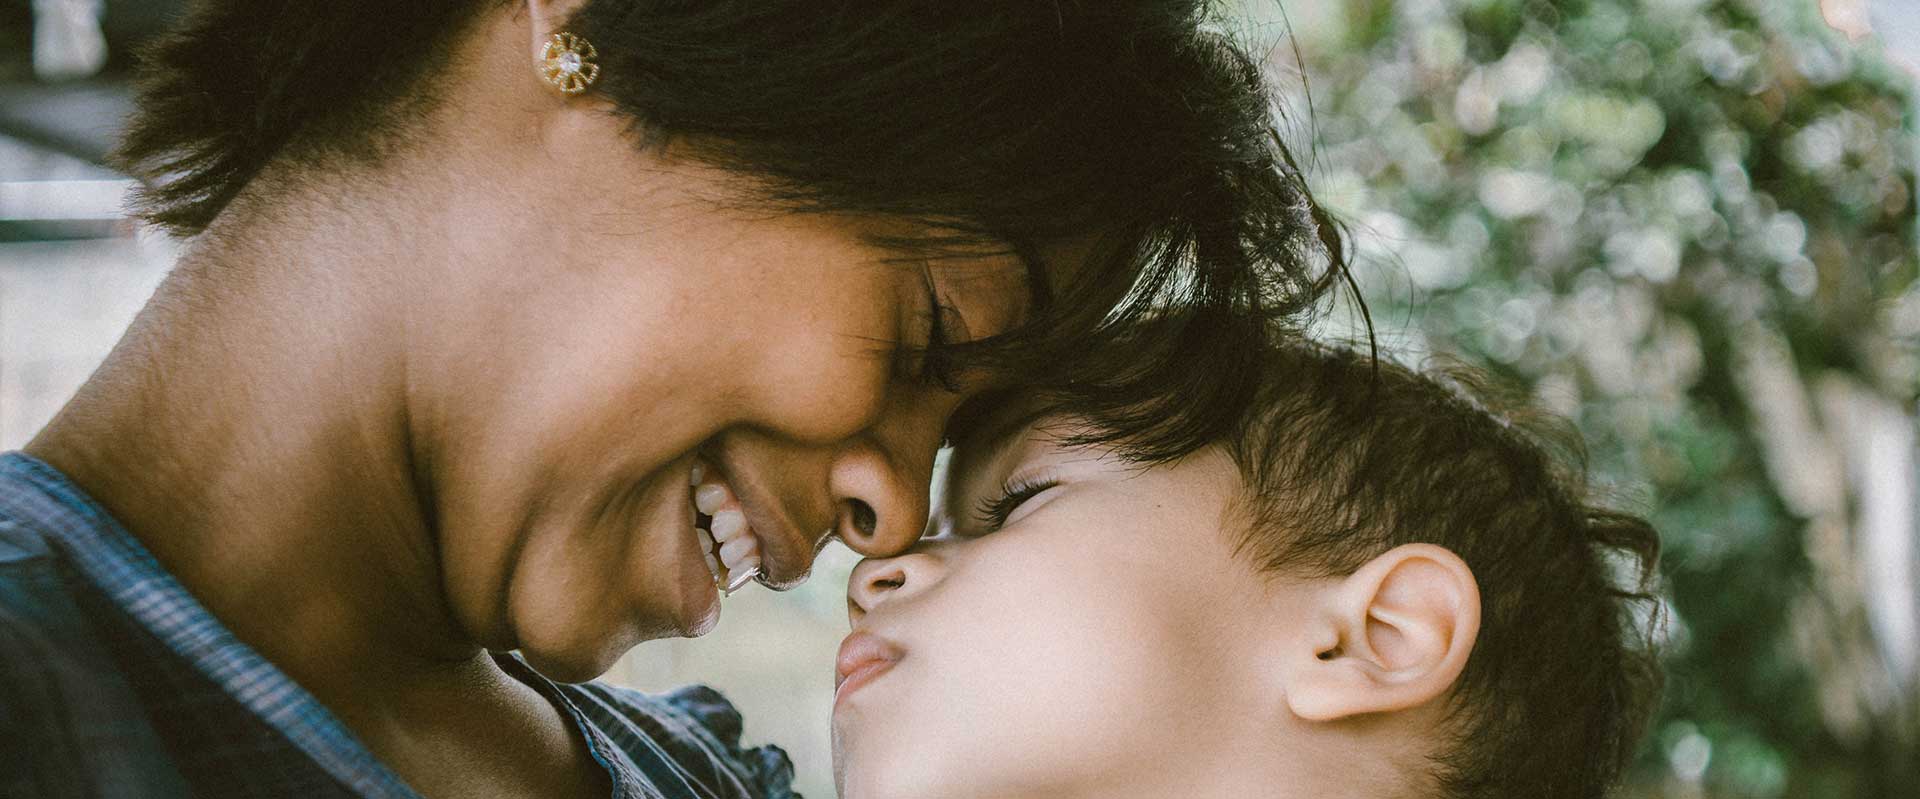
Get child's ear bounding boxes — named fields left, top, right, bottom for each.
left=1282, top=544, right=1481, bottom=722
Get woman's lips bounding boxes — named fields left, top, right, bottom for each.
left=705, top=449, right=813, bottom=590
left=835, top=631, right=905, bottom=706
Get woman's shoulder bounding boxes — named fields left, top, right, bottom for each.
left=560, top=680, right=800, bottom=799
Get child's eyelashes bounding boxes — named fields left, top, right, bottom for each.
left=971, top=475, right=1061, bottom=533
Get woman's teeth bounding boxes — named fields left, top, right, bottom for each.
left=694, top=528, right=720, bottom=576
left=694, top=484, right=729, bottom=515
left=710, top=508, right=746, bottom=541
left=690, top=462, right=763, bottom=595
left=717, top=533, right=759, bottom=565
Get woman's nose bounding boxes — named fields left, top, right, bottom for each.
left=847, top=551, right=947, bottom=624
left=826, top=441, right=926, bottom=558
left=825, top=385, right=958, bottom=558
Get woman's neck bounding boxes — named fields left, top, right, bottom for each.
left=23, top=175, right=482, bottom=711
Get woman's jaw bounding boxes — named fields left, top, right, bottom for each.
left=492, top=435, right=837, bottom=682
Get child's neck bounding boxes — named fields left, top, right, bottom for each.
left=1061, top=728, right=1412, bottom=799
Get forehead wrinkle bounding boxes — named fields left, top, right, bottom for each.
left=858, top=228, right=1039, bottom=310
left=835, top=331, right=905, bottom=360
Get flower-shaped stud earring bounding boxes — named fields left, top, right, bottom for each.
left=539, top=32, right=599, bottom=95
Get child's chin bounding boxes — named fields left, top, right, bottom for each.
left=837, top=752, right=956, bottom=799
left=836, top=768, right=908, bottom=799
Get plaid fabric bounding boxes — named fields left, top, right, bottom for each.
left=0, top=452, right=796, bottom=799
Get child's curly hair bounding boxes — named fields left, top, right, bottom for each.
left=1224, top=340, right=1664, bottom=799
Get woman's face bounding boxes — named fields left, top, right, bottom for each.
left=411, top=100, right=1038, bottom=679
left=831, top=412, right=1300, bottom=799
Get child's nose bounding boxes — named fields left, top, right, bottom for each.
left=846, top=551, right=948, bottom=625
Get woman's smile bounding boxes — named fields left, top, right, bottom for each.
left=690, top=443, right=825, bottom=592
left=689, top=460, right=765, bottom=592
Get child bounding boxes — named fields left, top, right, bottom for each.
left=832, top=340, right=1662, bottom=799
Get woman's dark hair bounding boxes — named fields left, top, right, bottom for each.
left=1226, top=340, right=1663, bottom=799
left=114, top=0, right=1348, bottom=459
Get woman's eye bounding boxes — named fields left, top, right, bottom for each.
left=915, top=275, right=964, bottom=391
left=971, top=478, right=1060, bottom=533
left=919, top=292, right=959, bottom=387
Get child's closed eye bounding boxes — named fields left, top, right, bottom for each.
left=971, top=476, right=1061, bottom=533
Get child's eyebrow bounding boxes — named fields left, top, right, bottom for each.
left=946, top=393, right=1051, bottom=468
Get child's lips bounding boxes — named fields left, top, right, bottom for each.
left=835, top=630, right=905, bottom=705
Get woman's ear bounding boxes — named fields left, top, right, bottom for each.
left=1283, top=544, right=1481, bottom=722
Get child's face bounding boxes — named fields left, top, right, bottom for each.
left=831, top=411, right=1313, bottom=799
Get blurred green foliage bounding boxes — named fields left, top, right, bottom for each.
left=1279, top=0, right=1918, bottom=795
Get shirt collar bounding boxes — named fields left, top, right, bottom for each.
left=0, top=451, right=425, bottom=799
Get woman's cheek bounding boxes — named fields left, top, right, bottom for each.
left=741, top=330, right=892, bottom=442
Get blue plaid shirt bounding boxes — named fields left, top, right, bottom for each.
left=0, top=452, right=797, bottom=799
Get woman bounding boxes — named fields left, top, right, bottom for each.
left=0, top=0, right=1338, bottom=797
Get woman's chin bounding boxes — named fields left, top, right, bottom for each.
left=515, top=637, right=627, bottom=684
left=509, top=606, right=666, bottom=683
left=666, top=536, right=725, bottom=638
left=505, top=515, right=728, bottom=682
left=678, top=576, right=723, bottom=638
left=524, top=604, right=721, bottom=684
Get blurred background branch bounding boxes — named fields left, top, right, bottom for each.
left=1257, top=0, right=1919, bottom=795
